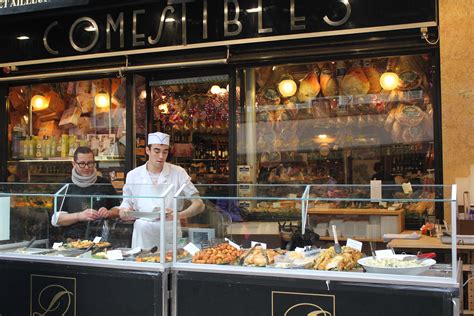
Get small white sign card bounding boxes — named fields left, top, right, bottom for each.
left=184, top=243, right=201, bottom=256
left=370, top=180, right=382, bottom=201
left=0, top=197, right=10, bottom=241
left=402, top=182, right=413, bottom=194
left=224, top=238, right=241, bottom=250
left=93, top=236, right=102, bottom=243
left=346, top=238, right=362, bottom=252
left=52, top=242, right=63, bottom=250
left=107, top=250, right=123, bottom=260
left=375, top=249, right=395, bottom=258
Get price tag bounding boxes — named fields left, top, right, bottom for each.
left=224, top=238, right=241, bottom=250
left=93, top=236, right=102, bottom=243
left=402, top=182, right=413, bottom=194
left=107, top=250, right=123, bottom=260
left=288, top=194, right=297, bottom=199
left=295, top=247, right=305, bottom=254
left=375, top=249, right=395, bottom=258
left=346, top=238, right=362, bottom=252
left=370, top=180, right=382, bottom=201
left=272, top=202, right=281, bottom=208
left=251, top=241, right=267, bottom=249
left=52, top=242, right=63, bottom=250
left=126, top=247, right=142, bottom=256
left=184, top=243, right=201, bottom=256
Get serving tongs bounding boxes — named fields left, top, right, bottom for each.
left=331, top=225, right=342, bottom=254
left=239, top=244, right=268, bottom=266
left=402, top=252, right=436, bottom=263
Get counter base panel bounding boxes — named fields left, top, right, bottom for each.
left=175, top=271, right=458, bottom=316
left=0, top=259, right=164, bottom=316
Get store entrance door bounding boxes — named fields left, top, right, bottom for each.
left=149, top=75, right=230, bottom=185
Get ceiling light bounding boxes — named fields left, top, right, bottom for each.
left=17, top=35, right=29, bottom=40
left=165, top=18, right=176, bottom=22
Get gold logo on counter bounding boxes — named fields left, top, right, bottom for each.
left=30, top=274, right=76, bottom=316
left=272, top=291, right=335, bottom=316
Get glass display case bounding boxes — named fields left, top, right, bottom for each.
left=237, top=53, right=436, bottom=187
left=6, top=78, right=127, bottom=190
left=0, top=182, right=177, bottom=267
left=172, top=184, right=458, bottom=287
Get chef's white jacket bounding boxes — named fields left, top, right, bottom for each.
left=120, top=162, right=199, bottom=249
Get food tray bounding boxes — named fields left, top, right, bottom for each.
left=358, top=255, right=436, bottom=275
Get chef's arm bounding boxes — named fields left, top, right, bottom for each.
left=56, top=209, right=101, bottom=226
left=178, top=195, right=205, bottom=219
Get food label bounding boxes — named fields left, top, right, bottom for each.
left=107, top=250, right=123, bottom=260
left=370, top=180, right=382, bottom=201
left=295, top=247, right=306, bottom=254
left=126, top=247, right=142, bottom=256
left=375, top=249, right=395, bottom=258
left=224, top=238, right=241, bottom=250
left=93, top=236, right=102, bottom=243
left=251, top=241, right=267, bottom=249
left=402, top=182, right=413, bottom=194
left=272, top=202, right=281, bottom=208
left=52, top=242, right=63, bottom=250
left=184, top=243, right=201, bottom=256
left=346, top=238, right=363, bottom=252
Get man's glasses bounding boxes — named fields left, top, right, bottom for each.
left=75, top=161, right=96, bottom=168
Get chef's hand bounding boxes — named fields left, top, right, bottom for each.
left=119, top=207, right=136, bottom=222
left=97, top=207, right=111, bottom=218
left=77, top=209, right=100, bottom=222
left=165, top=208, right=174, bottom=221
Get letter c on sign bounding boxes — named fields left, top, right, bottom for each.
left=323, top=0, right=351, bottom=27
left=43, top=21, right=59, bottom=55
left=69, top=17, right=99, bottom=53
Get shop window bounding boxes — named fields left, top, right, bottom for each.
left=7, top=78, right=127, bottom=189
left=237, top=54, right=436, bottom=187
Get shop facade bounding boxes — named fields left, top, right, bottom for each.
left=0, top=1, right=460, bottom=316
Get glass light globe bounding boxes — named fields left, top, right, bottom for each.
left=278, top=79, right=297, bottom=97
left=210, top=85, right=221, bottom=94
left=31, top=94, right=48, bottom=111
left=95, top=91, right=110, bottom=108
left=380, top=72, right=400, bottom=91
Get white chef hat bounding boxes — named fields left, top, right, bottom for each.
left=148, top=132, right=170, bottom=146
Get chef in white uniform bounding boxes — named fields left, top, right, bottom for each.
left=119, top=132, right=204, bottom=249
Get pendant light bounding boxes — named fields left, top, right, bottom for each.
left=31, top=94, right=48, bottom=111
left=94, top=91, right=110, bottom=108
left=278, top=75, right=297, bottom=98
left=380, top=71, right=400, bottom=91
